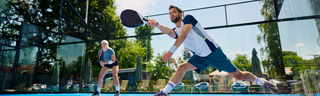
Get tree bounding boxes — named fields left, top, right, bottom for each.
left=282, top=51, right=317, bottom=79
left=116, top=39, right=146, bottom=69
left=134, top=25, right=154, bottom=62
left=0, top=0, right=28, bottom=46
left=147, top=52, right=175, bottom=80
left=0, top=0, right=128, bottom=79
left=232, top=54, right=252, bottom=72
left=258, top=0, right=286, bottom=79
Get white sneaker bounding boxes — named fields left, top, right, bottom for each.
left=153, top=90, right=170, bottom=96
left=262, top=79, right=278, bottom=94
left=92, top=91, right=101, bottom=96
left=114, top=91, right=120, bottom=96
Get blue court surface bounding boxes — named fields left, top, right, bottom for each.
left=0, top=93, right=315, bottom=96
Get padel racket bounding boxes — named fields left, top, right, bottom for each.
left=99, top=51, right=104, bottom=62
left=120, top=9, right=148, bottom=28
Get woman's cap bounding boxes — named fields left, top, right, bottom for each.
left=101, top=40, right=108, bottom=45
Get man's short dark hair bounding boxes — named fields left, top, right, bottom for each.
left=169, top=5, right=182, bottom=13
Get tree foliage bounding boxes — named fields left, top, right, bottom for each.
left=0, top=0, right=131, bottom=78
left=134, top=25, right=154, bottom=62
left=116, top=39, right=146, bottom=69
left=282, top=51, right=317, bottom=79
left=258, top=0, right=286, bottom=79
left=232, top=54, right=252, bottom=72
left=147, top=52, right=175, bottom=80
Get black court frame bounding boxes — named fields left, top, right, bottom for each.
left=1, top=0, right=320, bottom=89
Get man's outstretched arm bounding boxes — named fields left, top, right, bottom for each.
left=147, top=19, right=176, bottom=38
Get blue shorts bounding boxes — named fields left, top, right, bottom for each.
left=188, top=47, right=238, bottom=73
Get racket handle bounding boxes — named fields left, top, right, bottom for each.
left=143, top=18, right=148, bottom=22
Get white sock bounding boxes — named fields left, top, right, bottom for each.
left=163, top=81, right=176, bottom=93
left=97, top=86, right=102, bottom=93
left=115, top=85, right=120, bottom=92
left=254, top=76, right=264, bottom=85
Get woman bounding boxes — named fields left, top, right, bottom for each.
left=92, top=40, right=120, bottom=96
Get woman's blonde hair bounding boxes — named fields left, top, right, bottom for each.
left=101, top=40, right=109, bottom=49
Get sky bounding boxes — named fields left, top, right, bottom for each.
left=112, top=0, right=320, bottom=65
left=114, top=0, right=266, bottom=60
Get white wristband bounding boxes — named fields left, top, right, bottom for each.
left=108, top=60, right=113, bottom=64
left=169, top=45, right=178, bottom=54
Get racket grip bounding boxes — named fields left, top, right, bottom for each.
left=143, top=18, right=148, bottom=22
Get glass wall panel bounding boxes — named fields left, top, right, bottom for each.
left=0, top=48, right=16, bottom=89
left=278, top=18, right=320, bottom=94
left=61, top=35, right=84, bottom=43
left=15, top=47, right=38, bottom=91
left=21, top=23, right=40, bottom=47
left=278, top=0, right=320, bottom=94
left=8, top=23, right=87, bottom=92
left=279, top=0, right=320, bottom=19
left=183, top=6, right=227, bottom=28
left=225, top=1, right=264, bottom=25
left=60, top=17, right=86, bottom=41
left=56, top=42, right=85, bottom=92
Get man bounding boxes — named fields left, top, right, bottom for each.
left=63, top=74, right=73, bottom=91
left=147, top=5, right=278, bottom=96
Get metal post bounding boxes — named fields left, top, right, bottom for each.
left=58, top=0, right=64, bottom=33
left=0, top=43, right=3, bottom=68
left=84, top=25, right=88, bottom=42
left=274, top=0, right=279, bottom=20
left=0, top=43, right=2, bottom=60
left=65, top=0, right=86, bottom=23
left=10, top=23, right=24, bottom=88
left=32, top=25, right=42, bottom=84
left=224, top=5, right=228, bottom=25
left=80, top=42, right=86, bottom=91
left=85, top=0, right=89, bottom=24
left=84, top=0, right=89, bottom=42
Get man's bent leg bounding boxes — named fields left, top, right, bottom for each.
left=228, top=70, right=278, bottom=94
left=170, top=62, right=197, bottom=84
left=162, top=62, right=197, bottom=93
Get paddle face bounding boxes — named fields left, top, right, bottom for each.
left=120, top=9, right=147, bottom=28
